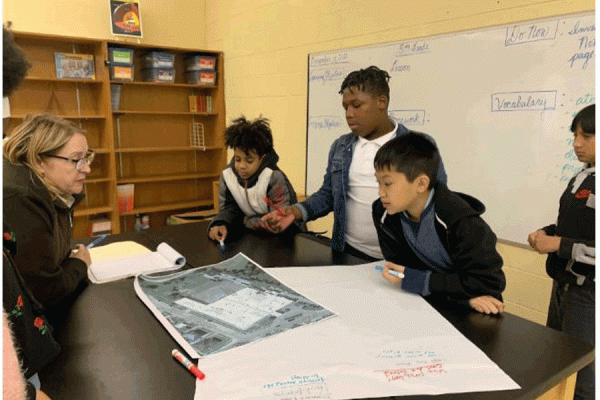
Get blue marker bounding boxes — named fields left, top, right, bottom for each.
left=218, top=238, right=226, bottom=254
left=86, top=234, right=108, bottom=249
left=373, top=263, right=404, bottom=279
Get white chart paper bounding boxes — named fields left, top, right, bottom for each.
left=194, top=263, right=520, bottom=399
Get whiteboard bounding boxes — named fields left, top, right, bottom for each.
left=306, top=13, right=595, bottom=245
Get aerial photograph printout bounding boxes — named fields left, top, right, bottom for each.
left=134, top=253, right=335, bottom=358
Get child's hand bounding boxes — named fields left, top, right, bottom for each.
left=209, top=225, right=227, bottom=241
left=527, top=229, right=544, bottom=248
left=469, top=295, right=505, bottom=314
left=261, top=206, right=299, bottom=232
left=382, top=261, right=405, bottom=284
left=528, top=229, right=561, bottom=254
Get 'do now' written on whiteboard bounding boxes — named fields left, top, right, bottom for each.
left=306, top=13, right=594, bottom=245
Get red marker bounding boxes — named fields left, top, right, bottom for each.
left=172, top=349, right=205, bottom=380
left=264, top=196, right=285, bottom=217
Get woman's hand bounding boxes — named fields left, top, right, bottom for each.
left=70, top=244, right=91, bottom=267
left=209, top=225, right=227, bottom=241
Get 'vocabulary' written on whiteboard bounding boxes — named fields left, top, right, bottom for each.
left=491, top=91, right=557, bottom=111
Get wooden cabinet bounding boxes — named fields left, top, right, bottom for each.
left=5, top=32, right=226, bottom=237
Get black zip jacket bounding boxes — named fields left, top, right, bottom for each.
left=542, top=166, right=595, bottom=284
left=3, top=159, right=88, bottom=315
left=372, top=183, right=505, bottom=306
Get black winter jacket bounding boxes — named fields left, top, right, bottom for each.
left=3, top=159, right=88, bottom=316
left=372, top=183, right=506, bottom=307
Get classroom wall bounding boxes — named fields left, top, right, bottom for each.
left=3, top=0, right=594, bottom=325
left=205, top=0, right=594, bottom=325
left=3, top=0, right=207, bottom=48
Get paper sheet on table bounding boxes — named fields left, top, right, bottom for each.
left=134, top=253, right=336, bottom=359
left=88, top=242, right=185, bottom=283
left=195, top=263, right=520, bottom=400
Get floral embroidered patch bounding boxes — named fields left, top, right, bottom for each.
left=10, top=294, right=24, bottom=318
left=34, top=317, right=50, bottom=335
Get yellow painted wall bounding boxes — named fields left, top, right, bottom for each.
left=4, top=0, right=594, bottom=325
left=3, top=0, right=207, bottom=49
left=205, top=0, right=594, bottom=325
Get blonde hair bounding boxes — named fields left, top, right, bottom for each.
left=4, top=113, right=84, bottom=199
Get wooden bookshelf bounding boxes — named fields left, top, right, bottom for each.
left=6, top=32, right=227, bottom=237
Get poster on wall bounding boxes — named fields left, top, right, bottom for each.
left=109, top=0, right=142, bottom=37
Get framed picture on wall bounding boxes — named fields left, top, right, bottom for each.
left=109, top=0, right=143, bottom=37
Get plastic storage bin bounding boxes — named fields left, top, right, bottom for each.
left=185, top=69, right=217, bottom=85
left=141, top=52, right=175, bottom=68
left=141, top=68, right=175, bottom=83
left=108, top=47, right=134, bottom=64
left=109, top=63, right=134, bottom=81
left=185, top=55, right=217, bottom=71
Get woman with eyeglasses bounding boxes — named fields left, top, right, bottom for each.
left=4, top=113, right=94, bottom=325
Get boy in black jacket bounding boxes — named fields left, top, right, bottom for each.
left=372, top=132, right=506, bottom=314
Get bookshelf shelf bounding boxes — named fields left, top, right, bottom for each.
left=119, top=199, right=214, bottom=216
left=6, top=114, right=106, bottom=120
left=85, top=177, right=113, bottom=184
left=111, top=80, right=217, bottom=89
left=115, top=146, right=222, bottom=153
left=113, top=110, right=217, bottom=116
left=74, top=206, right=114, bottom=217
left=24, top=76, right=103, bottom=84
left=118, top=173, right=219, bottom=184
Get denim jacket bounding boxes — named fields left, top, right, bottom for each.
left=297, top=121, right=447, bottom=253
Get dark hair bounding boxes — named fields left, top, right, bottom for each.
left=374, top=131, right=440, bottom=189
left=224, top=116, right=274, bottom=157
left=3, top=25, right=30, bottom=97
left=339, top=66, right=390, bottom=100
left=571, top=104, right=595, bottom=134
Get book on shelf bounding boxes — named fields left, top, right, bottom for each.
left=55, top=52, right=96, bottom=80
left=188, top=95, right=198, bottom=112
left=89, top=217, right=112, bottom=237
left=188, top=95, right=212, bottom=113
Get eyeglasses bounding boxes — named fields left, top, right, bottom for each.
left=42, top=150, right=95, bottom=171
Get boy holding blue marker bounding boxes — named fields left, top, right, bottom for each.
left=372, top=132, right=506, bottom=314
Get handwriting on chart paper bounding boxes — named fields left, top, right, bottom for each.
left=264, top=374, right=332, bottom=400
left=378, top=363, right=447, bottom=381
left=377, top=349, right=438, bottom=359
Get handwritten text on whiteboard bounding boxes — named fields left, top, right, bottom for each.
left=491, top=91, right=557, bottom=111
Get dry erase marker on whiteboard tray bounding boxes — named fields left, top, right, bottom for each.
left=172, top=349, right=205, bottom=380
left=373, top=263, right=405, bottom=279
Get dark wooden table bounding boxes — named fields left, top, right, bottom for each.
left=39, top=221, right=594, bottom=399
